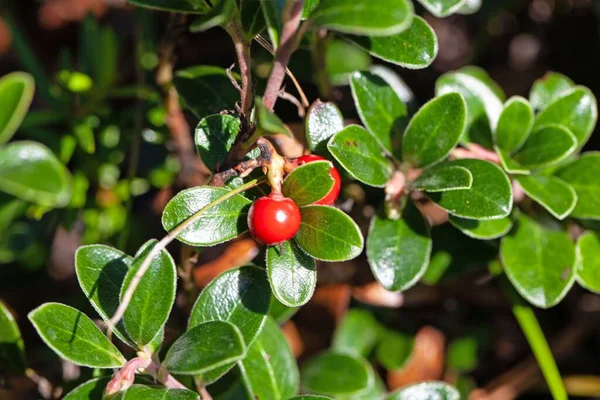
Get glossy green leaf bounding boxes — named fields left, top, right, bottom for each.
left=173, top=66, right=240, bottom=119
left=529, top=72, right=574, bottom=112
left=75, top=245, right=133, bottom=346
left=0, top=193, right=25, bottom=231
left=120, top=240, right=176, bottom=347
left=267, top=240, right=316, bottom=307
left=416, top=0, right=465, bottom=17
left=457, top=0, right=481, bottom=14
left=260, top=0, right=285, bottom=48
left=347, top=16, right=437, bottom=69
left=0, top=72, right=34, bottom=144
left=500, top=215, right=576, bottom=308
left=63, top=378, right=111, bottom=400
left=305, top=100, right=344, bottom=153
left=309, top=0, right=414, bottom=36
left=496, top=147, right=530, bottom=175
left=427, top=159, right=513, bottom=220
left=162, top=186, right=251, bottom=246
left=344, top=365, right=385, bottom=400
left=332, top=309, right=381, bottom=357
left=301, top=352, right=373, bottom=397
left=270, top=297, right=299, bottom=324
left=126, top=0, right=210, bottom=13
left=449, top=216, right=512, bottom=240
left=238, top=318, right=299, bottom=400
left=386, top=382, right=460, bottom=400
left=556, top=152, right=600, bottom=220
left=495, top=96, right=534, bottom=153
left=289, top=396, right=333, bottom=400
left=255, top=97, right=292, bottom=136
left=190, top=0, right=235, bottom=32
left=295, top=205, right=364, bottom=262
left=28, top=303, right=125, bottom=368
left=516, top=175, right=577, bottom=220
left=195, top=114, right=241, bottom=172
left=512, top=124, right=577, bottom=169
left=0, top=301, right=25, bottom=373
left=412, top=164, right=473, bottom=192
left=367, top=205, right=431, bottom=291
left=459, top=66, right=506, bottom=102
left=376, top=330, right=413, bottom=371
left=326, top=39, right=372, bottom=87
left=240, top=0, right=266, bottom=40
left=533, top=86, right=597, bottom=148
left=576, top=231, right=600, bottom=293
left=109, top=385, right=200, bottom=400
left=0, top=141, right=71, bottom=207
left=327, top=125, right=394, bottom=187
left=350, top=71, right=406, bottom=152
left=402, top=92, right=466, bottom=167
left=282, top=161, right=335, bottom=207
left=163, top=321, right=246, bottom=375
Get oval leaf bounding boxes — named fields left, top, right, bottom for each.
left=63, top=378, right=111, bottom=400
left=282, top=161, right=335, bottom=207
left=120, top=240, right=176, bottom=347
left=0, top=141, right=71, bottom=207
left=412, top=164, right=473, bottom=192
left=426, top=159, right=513, bottom=220
left=529, top=72, right=574, bottom=112
left=255, top=97, right=292, bottom=137
left=515, top=175, right=577, bottom=220
left=386, top=381, right=460, bottom=400
left=162, top=186, right=251, bottom=246
left=500, top=215, right=576, bottom=308
left=576, top=231, right=600, bottom=294
left=0, top=72, right=35, bottom=144
left=267, top=240, right=316, bottom=307
left=367, top=205, right=431, bottom=291
left=109, top=385, right=200, bottom=400
left=305, top=100, right=344, bottom=153
left=163, top=321, right=246, bottom=375
left=301, top=352, right=373, bottom=397
left=495, top=96, right=534, bottom=153
left=402, top=92, right=466, bottom=167
left=295, top=205, right=364, bottom=262
left=126, top=0, right=211, bottom=13
left=376, top=330, right=414, bottom=371
left=449, top=215, right=512, bottom=240
left=332, top=309, right=382, bottom=358
left=512, top=124, right=577, bottom=169
left=190, top=0, right=235, bottom=32
left=195, top=114, right=241, bottom=172
left=0, top=301, right=25, bottom=373
left=416, top=0, right=465, bottom=17
left=289, top=397, right=333, bottom=400
left=556, top=152, right=600, bottom=220
left=496, top=146, right=530, bottom=175
left=238, top=318, right=299, bottom=400
left=309, top=0, right=414, bottom=36
left=327, top=125, right=394, bottom=187
left=28, top=303, right=125, bottom=368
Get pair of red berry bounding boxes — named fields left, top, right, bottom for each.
left=248, top=155, right=342, bottom=245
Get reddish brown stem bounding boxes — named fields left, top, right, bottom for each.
left=227, top=20, right=253, bottom=116
left=105, top=357, right=188, bottom=396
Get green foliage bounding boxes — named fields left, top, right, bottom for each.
left=0, top=72, right=34, bottom=144
left=305, top=100, right=344, bottom=153
left=576, top=232, right=600, bottom=293
left=267, top=241, right=316, bottom=307
left=555, top=152, right=600, bottom=220
left=411, top=165, right=473, bottom=192
left=300, top=352, right=373, bottom=397
left=332, top=309, right=382, bottom=357
left=126, top=0, right=211, bottom=13
left=107, top=385, right=200, bottom=400
left=282, top=161, right=335, bottom=206
left=195, top=115, right=241, bottom=172
left=0, top=302, right=25, bottom=373
left=386, top=381, right=460, bottom=400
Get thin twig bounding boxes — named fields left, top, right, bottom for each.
left=226, top=20, right=253, bottom=117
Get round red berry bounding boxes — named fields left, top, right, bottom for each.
left=247, top=194, right=301, bottom=245
left=297, top=154, right=341, bottom=205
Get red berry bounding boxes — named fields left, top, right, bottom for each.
left=248, top=194, right=301, bottom=245
left=297, top=154, right=341, bottom=205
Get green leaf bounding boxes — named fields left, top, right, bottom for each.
left=386, top=382, right=460, bottom=400
left=190, top=0, right=236, bottom=32
left=267, top=240, right=316, bottom=307
left=367, top=205, right=431, bottom=291
left=512, top=124, right=577, bottom=169
left=303, top=0, right=321, bottom=17
left=126, top=0, right=211, bottom=13
left=529, top=72, right=575, bottom=112
left=0, top=193, right=25, bottom=231
left=495, top=96, right=534, bottom=153
left=347, top=16, right=437, bottom=69
left=295, top=205, right=364, bottom=262
left=449, top=216, right=512, bottom=240
left=75, top=245, right=134, bottom=347
left=576, top=231, right=600, bottom=293
left=238, top=318, right=299, bottom=400
left=63, top=378, right=111, bottom=400
left=326, top=39, right=372, bottom=87
left=108, top=385, right=200, bottom=400
left=349, top=71, right=407, bottom=152
left=28, top=303, right=125, bottom=368
left=533, top=86, right=597, bottom=148
left=240, top=0, right=266, bottom=40
left=457, top=0, right=481, bottom=14
left=173, top=66, right=240, bottom=119
left=332, top=309, right=381, bottom=357
left=416, top=0, right=465, bottom=17
left=309, top=0, right=414, bottom=36
left=500, top=215, right=576, bottom=308
left=195, top=114, right=241, bottom=172
left=260, top=0, right=285, bottom=48
left=516, top=175, right=577, bottom=220
left=0, top=301, right=25, bottom=373
left=120, top=240, right=176, bottom=347
left=301, top=352, right=373, bottom=397
left=412, top=164, right=473, bottom=192
left=556, top=152, right=600, bottom=220
left=163, top=321, right=246, bottom=375
left=496, top=147, right=530, bottom=175
left=289, top=397, right=333, bottom=400
left=283, top=161, right=335, bottom=207
left=0, top=141, right=71, bottom=207
left=270, top=297, right=299, bottom=324
left=459, top=66, right=506, bottom=102
left=426, top=159, right=513, bottom=220
left=327, top=125, right=394, bottom=187
left=305, top=100, right=344, bottom=153
left=255, top=97, right=291, bottom=136
left=447, top=336, right=479, bottom=372
left=402, top=92, right=466, bottom=167
left=162, top=186, right=251, bottom=246
left=0, top=72, right=34, bottom=144
left=376, top=330, right=413, bottom=371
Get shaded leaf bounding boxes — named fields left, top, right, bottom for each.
left=195, top=114, right=241, bottom=172
left=516, top=175, right=577, bottom=220
left=495, top=96, right=534, bottom=153
left=260, top=0, right=285, bottom=48
left=108, top=385, right=200, bottom=400
left=267, top=240, right=316, bottom=307
left=63, top=378, right=111, bottom=400
left=416, top=0, right=465, bottom=17
left=301, top=352, right=373, bottom=397
left=282, top=161, right=335, bottom=207
left=255, top=97, right=291, bottom=136
left=529, top=72, right=574, bottom=112
left=240, top=0, right=266, bottom=39
left=190, top=0, right=236, bottom=32
left=126, top=0, right=211, bottom=13
left=386, top=381, right=460, bottom=400
left=576, top=231, right=600, bottom=294
left=0, top=301, right=25, bottom=373
left=512, top=124, right=577, bottom=169
left=326, top=39, right=372, bottom=86
left=555, top=152, right=600, bottom=220
left=496, top=147, right=530, bottom=175
left=0, top=72, right=34, bottom=144
left=449, top=216, right=512, bottom=240
left=412, top=164, right=472, bottom=192
left=376, top=330, right=413, bottom=371
left=332, top=309, right=381, bottom=357
left=305, top=100, right=345, bottom=153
